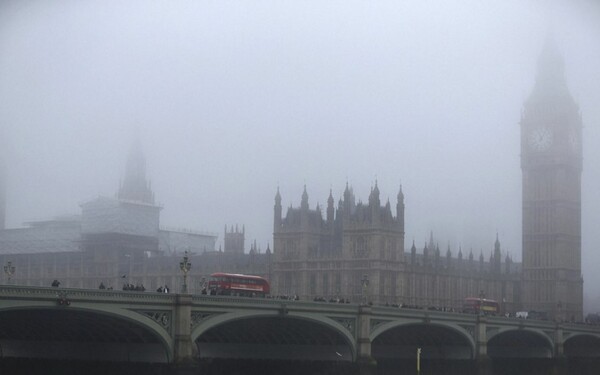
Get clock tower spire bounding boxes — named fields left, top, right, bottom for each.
left=520, top=35, right=583, bottom=321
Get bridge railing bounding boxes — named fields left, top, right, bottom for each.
left=0, top=285, right=177, bottom=303
left=191, top=294, right=361, bottom=312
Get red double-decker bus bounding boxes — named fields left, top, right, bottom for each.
left=207, top=273, right=270, bottom=297
left=463, top=297, right=499, bottom=315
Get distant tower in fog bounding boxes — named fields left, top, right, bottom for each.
left=224, top=225, right=245, bottom=254
left=117, top=137, right=155, bottom=204
left=0, top=158, right=5, bottom=230
left=520, top=35, right=583, bottom=320
left=0, top=132, right=6, bottom=230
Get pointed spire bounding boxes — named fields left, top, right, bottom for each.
left=327, top=189, right=335, bottom=223
left=373, top=180, right=380, bottom=196
left=529, top=32, right=573, bottom=104
left=117, top=134, right=155, bottom=204
left=369, top=180, right=381, bottom=207
left=428, top=231, right=434, bottom=250
left=397, top=184, right=404, bottom=201
left=301, top=185, right=309, bottom=209
left=0, top=131, right=5, bottom=230
left=274, top=187, right=283, bottom=232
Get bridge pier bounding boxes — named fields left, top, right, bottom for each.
left=356, top=305, right=377, bottom=375
left=172, top=294, right=198, bottom=369
left=554, top=324, right=564, bottom=357
left=474, top=315, right=492, bottom=375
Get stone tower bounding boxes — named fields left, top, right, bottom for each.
left=0, top=138, right=5, bottom=230
left=117, top=137, right=155, bottom=204
left=520, top=36, right=583, bottom=320
left=224, top=225, right=245, bottom=254
left=272, top=183, right=405, bottom=303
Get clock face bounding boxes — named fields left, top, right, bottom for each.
left=528, top=127, right=553, bottom=151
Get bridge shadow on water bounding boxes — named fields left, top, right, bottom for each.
left=379, top=358, right=600, bottom=375
left=1, top=358, right=600, bottom=375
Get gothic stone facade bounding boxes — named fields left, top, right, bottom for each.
left=272, top=186, right=521, bottom=312
left=272, top=184, right=405, bottom=303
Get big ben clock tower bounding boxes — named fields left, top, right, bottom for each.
left=521, top=36, right=583, bottom=321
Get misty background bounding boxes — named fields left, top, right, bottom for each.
left=1, top=1, right=599, bottom=308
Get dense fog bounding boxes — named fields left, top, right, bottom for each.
left=1, top=1, right=599, bottom=307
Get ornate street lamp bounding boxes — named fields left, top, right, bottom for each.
left=3, top=261, right=15, bottom=284
left=557, top=301, right=563, bottom=322
left=479, top=289, right=485, bottom=316
left=361, top=274, right=369, bottom=305
left=179, top=251, right=192, bottom=293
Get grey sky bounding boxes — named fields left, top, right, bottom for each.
left=1, top=1, right=600, bottom=304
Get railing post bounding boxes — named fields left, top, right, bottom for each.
left=356, top=304, right=376, bottom=375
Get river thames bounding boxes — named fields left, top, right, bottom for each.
left=1, top=357, right=600, bottom=375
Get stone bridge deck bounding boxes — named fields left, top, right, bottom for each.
left=1, top=285, right=599, bottom=371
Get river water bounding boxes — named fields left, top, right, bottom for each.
left=1, top=357, right=599, bottom=375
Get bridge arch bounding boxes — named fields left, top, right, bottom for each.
left=0, top=305, right=172, bottom=362
left=487, top=328, right=554, bottom=358
left=371, top=321, right=475, bottom=360
left=564, top=333, right=600, bottom=358
left=192, top=311, right=356, bottom=361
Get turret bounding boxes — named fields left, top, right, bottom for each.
left=396, top=185, right=405, bottom=232
left=301, top=185, right=309, bottom=210
left=343, top=182, right=355, bottom=216
left=493, top=233, right=502, bottom=274
left=224, top=224, right=245, bottom=254
left=274, top=187, right=282, bottom=232
left=327, top=189, right=335, bottom=224
left=369, top=181, right=381, bottom=208
left=479, top=251, right=484, bottom=272
left=505, top=253, right=512, bottom=274
left=0, top=135, right=5, bottom=230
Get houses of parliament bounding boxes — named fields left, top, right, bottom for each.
left=0, top=38, right=583, bottom=321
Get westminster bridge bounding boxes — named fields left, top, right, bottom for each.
left=1, top=285, right=600, bottom=374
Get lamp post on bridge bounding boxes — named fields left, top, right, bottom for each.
left=478, top=290, right=485, bottom=316
left=179, top=251, right=192, bottom=293
left=3, top=261, right=15, bottom=284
